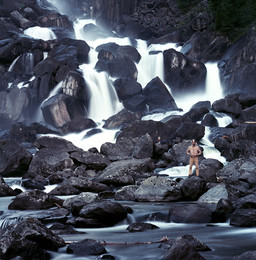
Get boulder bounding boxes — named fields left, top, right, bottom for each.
left=114, top=185, right=139, bottom=201
left=184, top=107, right=209, bottom=122
left=66, top=238, right=106, bottom=256
left=0, top=139, right=32, bottom=177
left=116, top=119, right=173, bottom=142
left=175, top=122, right=205, bottom=141
left=232, top=250, right=256, bottom=260
left=201, top=113, right=218, bottom=127
left=103, top=109, right=142, bottom=129
left=0, top=176, right=17, bottom=196
left=41, top=93, right=86, bottom=128
left=70, top=150, right=110, bottom=170
left=126, top=223, right=159, bottom=232
left=113, top=78, right=142, bottom=101
left=49, top=223, right=86, bottom=235
left=37, top=12, right=73, bottom=31
left=0, top=87, right=29, bottom=123
left=0, top=218, right=65, bottom=259
left=180, top=176, right=206, bottom=201
left=239, top=105, right=256, bottom=122
left=8, top=189, right=64, bottom=210
left=59, top=117, right=97, bottom=135
left=26, top=147, right=74, bottom=178
left=162, top=239, right=206, bottom=260
left=161, top=234, right=211, bottom=252
left=123, top=94, right=147, bottom=112
left=100, top=137, right=137, bottom=161
left=63, top=192, right=102, bottom=215
left=143, top=77, right=178, bottom=111
left=79, top=201, right=127, bottom=227
left=197, top=183, right=229, bottom=204
left=233, top=194, right=256, bottom=210
left=96, top=158, right=155, bottom=186
left=212, top=198, right=234, bottom=223
left=163, top=48, right=207, bottom=95
left=8, top=122, right=59, bottom=143
left=230, top=209, right=256, bottom=227
left=132, top=133, right=154, bottom=159
left=134, top=176, right=182, bottom=202
left=95, top=56, right=138, bottom=80
left=63, top=177, right=109, bottom=193
left=169, top=204, right=213, bottom=223
left=212, top=97, right=242, bottom=117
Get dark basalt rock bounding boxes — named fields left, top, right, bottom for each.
left=219, top=28, right=256, bottom=95
left=126, top=222, right=159, bottom=232
left=8, top=189, right=64, bottom=210
left=79, top=201, right=128, bottom=227
left=143, top=76, right=178, bottom=111
left=113, top=78, right=142, bottom=101
left=0, top=138, right=32, bottom=177
left=0, top=217, right=65, bottom=259
left=163, top=48, right=207, bottom=96
left=66, top=238, right=106, bottom=256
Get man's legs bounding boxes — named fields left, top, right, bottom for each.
left=189, top=157, right=194, bottom=175
left=194, top=157, right=199, bottom=176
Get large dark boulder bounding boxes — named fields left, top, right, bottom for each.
left=132, top=133, right=154, bottom=159
left=123, top=94, right=147, bottom=112
left=180, top=176, right=206, bottom=201
left=70, top=150, right=110, bottom=170
left=95, top=55, right=138, bottom=80
left=0, top=139, right=32, bottom=177
left=100, top=137, right=137, bottom=161
left=169, top=204, right=213, bottom=223
left=59, top=117, right=96, bottom=135
left=103, top=109, right=142, bottom=129
left=96, top=42, right=141, bottom=63
left=143, top=77, right=178, bottom=111
left=79, top=200, right=128, bottom=227
left=66, top=238, right=106, bottom=256
left=230, top=209, right=256, bottom=227
left=113, top=78, right=142, bottom=101
left=26, top=144, right=75, bottom=178
left=212, top=97, right=242, bottom=117
left=212, top=198, right=234, bottom=223
left=163, top=48, right=206, bottom=95
left=0, top=218, right=65, bottom=259
left=0, top=176, right=17, bottom=196
left=175, top=122, right=205, bottom=141
left=8, top=189, right=64, bottom=210
left=162, top=238, right=206, bottom=260
left=116, top=119, right=173, bottom=143
left=218, top=28, right=256, bottom=95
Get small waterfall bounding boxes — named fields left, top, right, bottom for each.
left=24, top=26, right=57, bottom=40
left=136, top=41, right=181, bottom=88
left=79, top=64, right=123, bottom=122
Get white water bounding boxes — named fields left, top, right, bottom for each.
left=24, top=26, right=57, bottom=40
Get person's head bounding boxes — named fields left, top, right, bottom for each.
left=192, top=139, right=196, bottom=146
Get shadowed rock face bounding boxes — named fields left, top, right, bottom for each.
left=163, top=48, right=207, bottom=95
left=219, top=28, right=256, bottom=96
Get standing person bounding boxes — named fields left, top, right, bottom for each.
left=186, top=139, right=202, bottom=177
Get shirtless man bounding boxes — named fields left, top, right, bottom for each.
left=186, top=139, right=202, bottom=177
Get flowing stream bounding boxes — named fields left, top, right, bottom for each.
left=1, top=2, right=256, bottom=259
